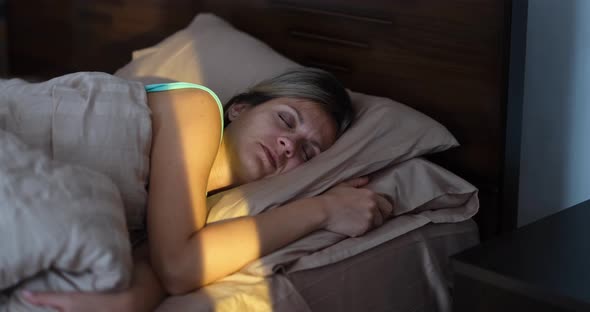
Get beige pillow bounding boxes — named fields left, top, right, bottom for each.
left=115, top=13, right=299, bottom=105
left=238, top=157, right=479, bottom=276
left=115, top=13, right=459, bottom=184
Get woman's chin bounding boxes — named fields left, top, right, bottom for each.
left=241, top=158, right=271, bottom=183
left=236, top=168, right=264, bottom=185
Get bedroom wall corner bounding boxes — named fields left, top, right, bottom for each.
left=518, top=0, right=590, bottom=226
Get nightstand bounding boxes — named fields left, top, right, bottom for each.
left=451, top=199, right=590, bottom=311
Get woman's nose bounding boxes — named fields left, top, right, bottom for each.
left=278, top=136, right=295, bottom=158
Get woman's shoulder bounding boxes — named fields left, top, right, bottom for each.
left=147, top=85, right=223, bottom=122
left=145, top=82, right=218, bottom=99
left=147, top=86, right=223, bottom=147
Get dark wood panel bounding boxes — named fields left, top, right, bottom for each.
left=0, top=0, right=7, bottom=76
left=6, top=0, right=75, bottom=76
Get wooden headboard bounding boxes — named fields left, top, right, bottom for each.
left=6, top=0, right=520, bottom=240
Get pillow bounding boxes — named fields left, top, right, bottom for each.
left=115, top=13, right=459, bottom=186
left=281, top=157, right=479, bottom=274
left=214, top=157, right=478, bottom=276
left=115, top=13, right=299, bottom=105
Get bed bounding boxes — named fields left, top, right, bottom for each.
left=4, top=0, right=520, bottom=311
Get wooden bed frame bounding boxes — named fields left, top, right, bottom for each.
left=6, top=0, right=525, bottom=240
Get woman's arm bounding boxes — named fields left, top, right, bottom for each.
left=146, top=88, right=223, bottom=294
left=126, top=242, right=167, bottom=311
left=161, top=178, right=391, bottom=295
left=147, top=90, right=392, bottom=295
left=159, top=195, right=327, bottom=294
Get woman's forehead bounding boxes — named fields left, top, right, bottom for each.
left=285, top=99, right=338, bottom=148
left=267, top=97, right=326, bottom=116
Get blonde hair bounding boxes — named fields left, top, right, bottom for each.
left=224, top=67, right=353, bottom=136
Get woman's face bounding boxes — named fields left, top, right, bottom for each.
left=224, top=97, right=338, bottom=184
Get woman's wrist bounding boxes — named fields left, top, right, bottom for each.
left=306, top=195, right=331, bottom=230
left=116, top=287, right=136, bottom=311
left=122, top=282, right=159, bottom=312
left=124, top=244, right=168, bottom=312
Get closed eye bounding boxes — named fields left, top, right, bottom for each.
left=302, top=145, right=316, bottom=162
left=279, top=113, right=293, bottom=128
left=302, top=148, right=309, bottom=161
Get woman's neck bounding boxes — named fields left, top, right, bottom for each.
left=207, top=138, right=237, bottom=193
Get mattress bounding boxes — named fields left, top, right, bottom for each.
left=287, top=219, right=479, bottom=312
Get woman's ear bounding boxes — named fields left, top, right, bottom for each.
left=227, top=102, right=252, bottom=121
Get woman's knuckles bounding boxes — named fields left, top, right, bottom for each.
left=358, top=188, right=374, bottom=197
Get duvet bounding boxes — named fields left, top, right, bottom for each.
left=0, top=72, right=151, bottom=311
left=0, top=129, right=131, bottom=311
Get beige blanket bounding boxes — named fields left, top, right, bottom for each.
left=0, top=73, right=149, bottom=311
left=0, top=129, right=132, bottom=311
left=0, top=73, right=152, bottom=231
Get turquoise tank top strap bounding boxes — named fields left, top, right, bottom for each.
left=145, top=82, right=225, bottom=134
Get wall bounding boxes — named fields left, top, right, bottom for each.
left=518, top=0, right=590, bottom=226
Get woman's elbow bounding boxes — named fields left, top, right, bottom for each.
left=151, top=255, right=203, bottom=295
left=157, top=264, right=204, bottom=295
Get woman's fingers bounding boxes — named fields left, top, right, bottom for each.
left=375, top=193, right=394, bottom=219
left=321, top=179, right=395, bottom=237
left=339, top=176, right=370, bottom=188
left=372, top=207, right=384, bottom=227
left=22, top=290, right=66, bottom=310
left=371, top=193, right=393, bottom=228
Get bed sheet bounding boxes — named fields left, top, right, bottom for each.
left=287, top=219, right=479, bottom=312
left=155, top=220, right=478, bottom=312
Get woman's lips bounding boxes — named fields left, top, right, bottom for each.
left=260, top=144, right=277, bottom=171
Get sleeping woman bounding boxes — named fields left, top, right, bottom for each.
left=22, top=68, right=393, bottom=311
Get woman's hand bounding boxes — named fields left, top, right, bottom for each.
left=21, top=289, right=130, bottom=312
left=319, top=176, right=393, bottom=237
